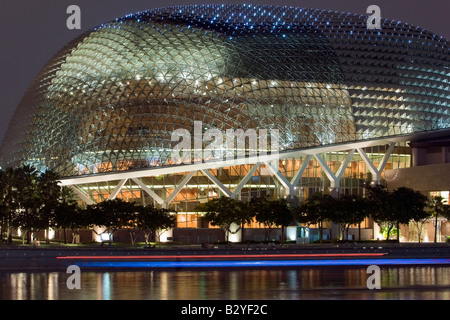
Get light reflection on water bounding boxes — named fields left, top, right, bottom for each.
left=0, top=267, right=449, bottom=300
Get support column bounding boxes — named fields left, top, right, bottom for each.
left=109, top=179, right=128, bottom=200
left=265, top=161, right=292, bottom=198
left=356, top=148, right=380, bottom=183
left=231, top=163, right=260, bottom=199
left=314, top=154, right=338, bottom=197
left=201, top=169, right=233, bottom=198
left=70, top=186, right=95, bottom=205
left=290, top=155, right=312, bottom=191
left=377, top=143, right=396, bottom=172
left=314, top=154, right=337, bottom=183
left=357, top=143, right=396, bottom=184
left=314, top=150, right=355, bottom=197
left=289, top=155, right=312, bottom=203
left=131, top=178, right=165, bottom=206
left=164, top=171, right=196, bottom=207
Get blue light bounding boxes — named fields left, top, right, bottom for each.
left=76, top=259, right=450, bottom=269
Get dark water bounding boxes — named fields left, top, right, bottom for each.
left=0, top=266, right=449, bottom=300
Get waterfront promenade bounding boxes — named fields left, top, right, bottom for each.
left=1, top=242, right=449, bottom=270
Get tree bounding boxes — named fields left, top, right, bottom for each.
left=251, top=197, right=293, bottom=242
left=0, top=203, right=7, bottom=242
left=196, top=197, right=244, bottom=242
left=0, top=167, right=24, bottom=243
left=250, top=197, right=273, bottom=241
left=332, top=195, right=369, bottom=241
left=54, top=201, right=85, bottom=244
left=428, top=196, right=450, bottom=243
left=366, top=184, right=396, bottom=240
left=196, top=197, right=254, bottom=243
left=136, top=205, right=177, bottom=244
left=295, top=193, right=336, bottom=244
left=125, top=208, right=140, bottom=246
left=390, top=187, right=428, bottom=242
left=0, top=169, right=13, bottom=242
left=53, top=186, right=81, bottom=243
left=37, top=170, right=62, bottom=244
left=85, top=198, right=137, bottom=243
left=13, top=165, right=41, bottom=244
left=411, top=213, right=431, bottom=243
left=233, top=200, right=254, bottom=243
left=0, top=166, right=66, bottom=245
left=367, top=185, right=429, bottom=241
left=271, top=199, right=295, bottom=243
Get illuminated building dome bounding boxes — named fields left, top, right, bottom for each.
left=1, top=4, right=449, bottom=177
left=2, top=4, right=450, bottom=242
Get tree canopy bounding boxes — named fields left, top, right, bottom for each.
left=136, top=205, right=177, bottom=244
left=0, top=165, right=446, bottom=245
left=295, top=193, right=336, bottom=243
left=366, top=185, right=429, bottom=241
left=332, top=195, right=369, bottom=240
left=196, top=196, right=247, bottom=242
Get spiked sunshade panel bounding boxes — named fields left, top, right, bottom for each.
left=1, top=4, right=449, bottom=177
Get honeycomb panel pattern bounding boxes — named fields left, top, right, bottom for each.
left=1, top=4, right=449, bottom=177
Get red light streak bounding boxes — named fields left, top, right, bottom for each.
left=57, top=253, right=387, bottom=260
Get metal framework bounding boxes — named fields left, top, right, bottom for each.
left=1, top=4, right=449, bottom=210
left=60, top=136, right=407, bottom=207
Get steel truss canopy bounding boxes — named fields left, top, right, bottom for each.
left=1, top=4, right=449, bottom=183
left=61, top=135, right=407, bottom=205
left=60, top=134, right=407, bottom=186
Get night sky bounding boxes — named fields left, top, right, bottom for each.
left=1, top=0, right=449, bottom=145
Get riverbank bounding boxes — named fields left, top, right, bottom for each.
left=1, top=242, right=449, bottom=270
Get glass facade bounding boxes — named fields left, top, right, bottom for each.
left=0, top=5, right=448, bottom=218
left=73, top=142, right=411, bottom=213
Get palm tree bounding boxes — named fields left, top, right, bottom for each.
left=59, top=186, right=78, bottom=205
left=53, top=186, right=80, bottom=243
left=428, top=196, right=450, bottom=242
left=14, top=165, right=40, bottom=244
left=37, top=169, right=62, bottom=243
left=54, top=201, right=81, bottom=244
left=0, top=166, right=68, bottom=244
left=0, top=167, right=21, bottom=243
